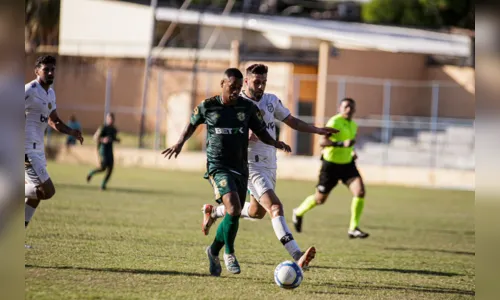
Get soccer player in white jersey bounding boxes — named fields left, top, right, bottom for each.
left=25, top=55, right=83, bottom=246
left=201, top=64, right=338, bottom=269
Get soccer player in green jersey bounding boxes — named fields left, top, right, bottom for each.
left=162, top=68, right=291, bottom=276
left=201, top=64, right=339, bottom=271
left=292, top=98, right=369, bottom=239
left=86, top=112, right=120, bottom=190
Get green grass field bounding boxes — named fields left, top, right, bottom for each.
left=25, top=162, right=475, bottom=300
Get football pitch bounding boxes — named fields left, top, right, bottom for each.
left=25, top=162, right=475, bottom=299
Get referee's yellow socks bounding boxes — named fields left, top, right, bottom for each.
left=349, top=196, right=365, bottom=231
left=294, top=195, right=317, bottom=217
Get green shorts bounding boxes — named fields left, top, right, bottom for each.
left=204, top=170, right=247, bottom=206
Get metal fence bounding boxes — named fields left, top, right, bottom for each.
left=290, top=74, right=474, bottom=170
left=48, top=65, right=474, bottom=171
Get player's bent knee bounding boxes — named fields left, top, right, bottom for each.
left=227, top=206, right=242, bottom=216
left=39, top=180, right=56, bottom=200
left=223, top=193, right=242, bottom=216
left=315, top=191, right=328, bottom=205
left=39, top=187, right=55, bottom=200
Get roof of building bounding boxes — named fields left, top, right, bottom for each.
left=156, top=7, right=471, bottom=57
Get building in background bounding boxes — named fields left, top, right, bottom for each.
left=30, top=0, right=474, bottom=171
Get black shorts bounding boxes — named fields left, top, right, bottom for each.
left=316, top=159, right=360, bottom=194
left=99, top=153, right=114, bottom=169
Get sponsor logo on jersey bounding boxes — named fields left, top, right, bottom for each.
left=39, top=115, right=48, bottom=123
left=267, top=102, right=274, bottom=113
left=210, top=113, right=220, bottom=121
left=237, top=112, right=245, bottom=121
left=215, top=127, right=244, bottom=135
left=218, top=179, right=227, bottom=187
left=266, top=122, right=275, bottom=130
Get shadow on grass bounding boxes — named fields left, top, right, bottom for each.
left=57, top=183, right=174, bottom=196
left=244, top=261, right=463, bottom=277
left=369, top=225, right=475, bottom=237
left=314, top=265, right=462, bottom=277
left=385, top=247, right=475, bottom=256
left=25, top=264, right=210, bottom=277
left=310, top=281, right=474, bottom=296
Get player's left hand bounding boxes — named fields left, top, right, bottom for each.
left=162, top=143, right=183, bottom=159
left=317, top=127, right=339, bottom=136
left=275, top=141, right=292, bottom=153
left=72, top=129, right=84, bottom=145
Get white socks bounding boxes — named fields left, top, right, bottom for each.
left=25, top=183, right=38, bottom=199
left=240, top=202, right=251, bottom=219
left=272, top=216, right=302, bottom=261
left=214, top=205, right=225, bottom=218
left=25, top=200, right=36, bottom=227
left=214, top=202, right=252, bottom=219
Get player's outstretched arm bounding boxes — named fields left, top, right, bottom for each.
left=48, top=110, right=84, bottom=144
left=163, top=101, right=206, bottom=159
left=161, top=123, right=198, bottom=159
left=283, top=115, right=339, bottom=136
left=319, top=135, right=356, bottom=148
left=253, top=128, right=291, bottom=153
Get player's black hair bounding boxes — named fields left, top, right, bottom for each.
left=340, top=98, right=355, bottom=105
left=107, top=112, right=115, bottom=119
left=223, top=68, right=243, bottom=79
left=246, top=63, right=268, bottom=75
left=35, top=55, right=56, bottom=69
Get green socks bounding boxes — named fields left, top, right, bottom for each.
left=349, top=197, right=365, bottom=231
left=294, top=195, right=317, bottom=217
left=210, top=213, right=240, bottom=256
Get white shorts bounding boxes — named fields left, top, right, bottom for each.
left=248, top=167, right=276, bottom=200
left=25, top=152, right=49, bottom=186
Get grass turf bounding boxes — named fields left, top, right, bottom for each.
left=25, top=162, right=475, bottom=299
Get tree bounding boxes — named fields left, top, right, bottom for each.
left=25, top=0, right=60, bottom=52
left=362, top=0, right=474, bottom=30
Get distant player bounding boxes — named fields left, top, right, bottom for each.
left=86, top=112, right=120, bottom=190
left=65, top=114, right=81, bottom=151
left=201, top=64, right=338, bottom=269
left=162, top=68, right=291, bottom=276
left=292, top=98, right=369, bottom=239
left=25, top=55, right=84, bottom=245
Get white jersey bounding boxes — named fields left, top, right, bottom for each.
left=242, top=92, right=291, bottom=170
left=25, top=80, right=56, bottom=153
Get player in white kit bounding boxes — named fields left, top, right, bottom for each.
left=25, top=56, right=83, bottom=247
left=201, top=64, right=338, bottom=269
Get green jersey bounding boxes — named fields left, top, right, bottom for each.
left=190, top=95, right=267, bottom=176
left=97, top=125, right=118, bottom=154
left=322, top=114, right=357, bottom=164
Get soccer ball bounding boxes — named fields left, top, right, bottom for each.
left=274, top=260, right=303, bottom=289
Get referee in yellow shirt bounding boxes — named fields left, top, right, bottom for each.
left=292, top=98, right=369, bottom=239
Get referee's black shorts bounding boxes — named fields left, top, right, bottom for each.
left=316, top=158, right=361, bottom=194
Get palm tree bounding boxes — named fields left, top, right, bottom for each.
left=25, top=0, right=60, bottom=52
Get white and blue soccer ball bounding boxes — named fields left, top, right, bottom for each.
left=274, top=260, right=303, bottom=289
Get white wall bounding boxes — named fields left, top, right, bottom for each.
left=59, top=0, right=154, bottom=58
left=55, top=147, right=475, bottom=191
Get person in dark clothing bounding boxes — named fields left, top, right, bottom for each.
left=86, top=113, right=120, bottom=190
